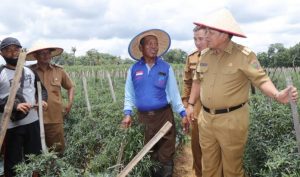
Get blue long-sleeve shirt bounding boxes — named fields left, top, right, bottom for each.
left=124, top=57, right=186, bottom=118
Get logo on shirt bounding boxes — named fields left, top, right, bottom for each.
left=135, top=70, right=144, bottom=76
left=156, top=72, right=167, bottom=87
left=250, top=61, right=261, bottom=70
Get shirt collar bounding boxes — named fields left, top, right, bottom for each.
left=34, top=63, right=53, bottom=70
left=223, top=41, right=233, bottom=54
left=209, top=41, right=234, bottom=55
left=140, top=56, right=160, bottom=65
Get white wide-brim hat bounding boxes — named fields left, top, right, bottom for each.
left=194, top=8, right=246, bottom=38
left=26, top=42, right=64, bottom=61
left=128, top=29, right=171, bottom=60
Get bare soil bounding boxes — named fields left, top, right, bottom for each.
left=173, top=140, right=195, bottom=177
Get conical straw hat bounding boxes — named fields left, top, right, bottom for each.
left=128, top=29, right=171, bottom=60
left=194, top=8, right=246, bottom=38
left=26, top=42, right=63, bottom=61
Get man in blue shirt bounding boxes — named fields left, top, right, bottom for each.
left=122, top=29, right=188, bottom=177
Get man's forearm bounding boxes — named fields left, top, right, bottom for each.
left=68, top=87, right=75, bottom=104
left=188, top=80, right=200, bottom=105
left=259, top=80, right=279, bottom=99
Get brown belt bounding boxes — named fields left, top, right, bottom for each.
left=203, top=102, right=246, bottom=115
left=138, top=104, right=170, bottom=116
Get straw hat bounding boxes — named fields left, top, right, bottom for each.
left=194, top=8, right=246, bottom=38
left=26, top=42, right=64, bottom=61
left=128, top=29, right=171, bottom=60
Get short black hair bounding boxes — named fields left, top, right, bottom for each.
left=139, top=35, right=157, bottom=46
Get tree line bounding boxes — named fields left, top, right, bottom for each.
left=53, top=42, right=300, bottom=67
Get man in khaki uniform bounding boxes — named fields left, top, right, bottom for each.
left=187, top=9, right=298, bottom=177
left=27, top=43, right=75, bottom=154
left=182, top=26, right=207, bottom=177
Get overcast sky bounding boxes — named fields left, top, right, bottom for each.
left=0, top=0, right=299, bottom=63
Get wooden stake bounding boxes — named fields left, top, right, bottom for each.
left=0, top=50, right=26, bottom=151
left=37, top=82, right=48, bottom=153
left=82, top=77, right=92, bottom=115
left=117, top=121, right=172, bottom=177
left=285, top=73, right=300, bottom=153
left=106, top=71, right=116, bottom=103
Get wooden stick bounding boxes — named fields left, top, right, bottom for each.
left=117, top=121, right=172, bottom=177
left=106, top=71, right=116, bottom=103
left=285, top=73, right=300, bottom=153
left=0, top=50, right=26, bottom=151
left=115, top=141, right=127, bottom=173
left=37, top=82, right=48, bottom=153
left=82, top=77, right=92, bottom=115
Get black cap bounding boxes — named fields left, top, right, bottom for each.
left=0, top=37, right=22, bottom=50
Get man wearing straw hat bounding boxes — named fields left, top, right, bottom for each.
left=187, top=9, right=298, bottom=177
left=27, top=43, right=74, bottom=155
left=182, top=25, right=207, bottom=177
left=122, top=29, right=189, bottom=177
left=0, top=37, right=48, bottom=176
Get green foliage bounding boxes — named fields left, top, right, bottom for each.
left=244, top=93, right=300, bottom=176
left=258, top=42, right=300, bottom=68
left=15, top=152, right=79, bottom=177
left=13, top=65, right=300, bottom=177
left=163, top=48, right=187, bottom=64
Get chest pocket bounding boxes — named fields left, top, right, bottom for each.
left=154, top=71, right=168, bottom=89
left=221, top=65, right=238, bottom=74
left=220, top=65, right=240, bottom=83
left=50, top=72, right=62, bottom=97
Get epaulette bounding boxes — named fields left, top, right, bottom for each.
left=241, top=46, right=252, bottom=56
left=235, top=43, right=252, bottom=56
left=52, top=63, right=64, bottom=68
left=188, top=50, right=199, bottom=57
left=200, top=48, right=210, bottom=56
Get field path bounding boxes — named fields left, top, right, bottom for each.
left=173, top=139, right=195, bottom=177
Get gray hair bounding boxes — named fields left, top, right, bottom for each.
left=193, top=26, right=206, bottom=32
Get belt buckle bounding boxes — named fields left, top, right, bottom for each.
left=210, top=108, right=216, bottom=115
left=147, top=111, right=155, bottom=116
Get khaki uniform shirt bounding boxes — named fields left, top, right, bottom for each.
left=182, top=50, right=202, bottom=116
left=194, top=41, right=270, bottom=109
left=31, top=64, right=74, bottom=124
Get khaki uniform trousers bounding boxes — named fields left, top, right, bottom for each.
left=44, top=123, right=65, bottom=154
left=199, top=104, right=249, bottom=177
left=191, top=100, right=202, bottom=177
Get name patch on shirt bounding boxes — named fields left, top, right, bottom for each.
left=200, top=63, right=208, bottom=66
